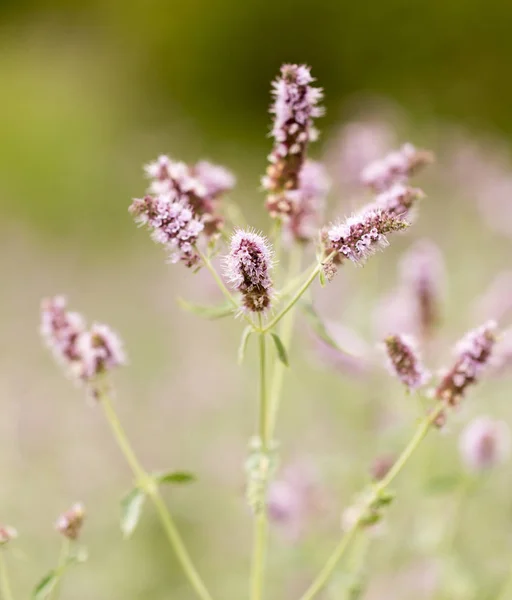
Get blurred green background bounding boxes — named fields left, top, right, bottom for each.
left=2, top=1, right=512, bottom=599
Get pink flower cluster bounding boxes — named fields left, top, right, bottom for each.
left=374, top=183, right=424, bottom=221
left=224, top=230, right=274, bottom=313
left=435, top=321, right=497, bottom=406
left=459, top=416, right=510, bottom=472
left=131, top=155, right=235, bottom=266
left=360, top=143, right=433, bottom=192
left=55, top=503, right=85, bottom=540
left=384, top=334, right=430, bottom=391
left=40, top=296, right=125, bottom=386
left=263, top=64, right=324, bottom=218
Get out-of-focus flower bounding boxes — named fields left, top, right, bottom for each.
left=370, top=455, right=395, bottom=482
left=472, top=271, right=512, bottom=326
left=324, top=207, right=409, bottom=269
left=55, top=503, right=85, bottom=540
left=360, top=143, right=434, bottom=192
left=374, top=183, right=425, bottom=220
left=263, top=64, right=324, bottom=218
left=193, top=160, right=236, bottom=199
left=434, top=321, right=497, bottom=407
left=224, top=230, right=274, bottom=313
left=129, top=195, right=204, bottom=267
left=489, top=328, right=512, bottom=376
left=399, top=239, right=445, bottom=340
left=0, top=526, right=17, bottom=545
left=41, top=296, right=126, bottom=386
left=383, top=334, right=430, bottom=391
left=459, top=417, right=511, bottom=472
left=283, top=160, right=330, bottom=244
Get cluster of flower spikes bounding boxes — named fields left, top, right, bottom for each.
left=322, top=143, right=432, bottom=276
left=40, top=296, right=125, bottom=387
left=262, top=64, right=326, bottom=232
left=224, top=230, right=274, bottom=313
left=130, top=155, right=235, bottom=267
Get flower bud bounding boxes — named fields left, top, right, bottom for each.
left=0, top=526, right=17, bottom=545
left=383, top=334, right=430, bottom=391
left=55, top=503, right=85, bottom=540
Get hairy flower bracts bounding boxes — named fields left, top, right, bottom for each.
left=324, top=207, right=409, bottom=270
left=41, top=296, right=125, bottom=387
left=384, top=334, right=430, bottom=391
left=131, top=156, right=235, bottom=266
left=435, top=321, right=497, bottom=407
left=374, top=183, right=424, bottom=220
left=283, top=160, right=330, bottom=243
left=224, top=230, right=274, bottom=313
left=361, top=143, right=434, bottom=191
left=263, top=64, right=324, bottom=218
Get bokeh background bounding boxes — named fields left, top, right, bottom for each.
left=2, top=1, right=512, bottom=598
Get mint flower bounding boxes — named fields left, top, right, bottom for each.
left=55, top=503, right=85, bottom=540
left=224, top=230, right=274, bottom=313
left=459, top=417, right=511, bottom=472
left=384, top=334, right=430, bottom=391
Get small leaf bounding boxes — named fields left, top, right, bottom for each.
left=238, top=326, right=253, bottom=365
left=177, top=297, right=234, bottom=320
left=153, top=471, right=196, bottom=485
left=301, top=301, right=355, bottom=357
left=270, top=333, right=289, bottom=367
left=32, top=571, right=58, bottom=600
left=120, top=488, right=146, bottom=539
left=425, top=474, right=461, bottom=495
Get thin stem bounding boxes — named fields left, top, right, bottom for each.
left=48, top=538, right=70, bottom=600
left=268, top=247, right=302, bottom=437
left=299, top=403, right=445, bottom=600
left=250, top=315, right=269, bottom=600
left=0, top=551, right=13, bottom=600
left=100, top=393, right=214, bottom=600
left=196, top=246, right=257, bottom=329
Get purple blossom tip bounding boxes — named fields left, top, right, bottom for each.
left=41, top=296, right=126, bottom=387
left=435, top=321, right=497, bottom=406
left=264, top=64, right=324, bottom=218
left=360, top=143, right=434, bottom=191
left=383, top=334, right=430, bottom=390
left=374, top=183, right=425, bottom=220
left=459, top=416, right=510, bottom=471
left=224, top=229, right=274, bottom=313
left=55, top=503, right=85, bottom=540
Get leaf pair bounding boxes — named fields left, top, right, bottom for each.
left=120, top=470, right=195, bottom=539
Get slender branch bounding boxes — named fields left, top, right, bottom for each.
left=250, top=315, right=269, bottom=600
left=298, top=403, right=445, bottom=600
left=0, top=551, right=13, bottom=600
left=100, top=393, right=214, bottom=600
left=48, top=538, right=70, bottom=600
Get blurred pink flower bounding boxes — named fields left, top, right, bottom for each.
left=459, top=416, right=511, bottom=472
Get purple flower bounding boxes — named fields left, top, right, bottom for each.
left=224, top=230, right=274, bottom=313
left=283, top=160, right=330, bottom=243
left=360, top=143, right=433, bottom=191
left=41, top=296, right=126, bottom=386
left=435, top=321, right=497, bottom=406
left=55, top=503, right=85, bottom=540
left=193, top=160, right=236, bottom=199
left=374, top=183, right=424, bottom=220
left=324, top=206, right=409, bottom=269
left=459, top=416, right=510, bottom=472
left=263, top=64, right=324, bottom=218
left=383, top=334, right=430, bottom=391
left=0, top=526, right=17, bottom=545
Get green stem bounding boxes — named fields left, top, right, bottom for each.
left=100, top=394, right=214, bottom=600
left=250, top=315, right=269, bottom=600
left=299, top=403, right=445, bottom=600
left=48, top=539, right=70, bottom=600
left=0, top=551, right=13, bottom=600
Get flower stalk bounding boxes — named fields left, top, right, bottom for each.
left=0, top=551, right=13, bottom=600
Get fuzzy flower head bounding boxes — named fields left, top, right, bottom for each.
left=0, top=526, right=17, bottom=546
left=41, top=296, right=126, bottom=387
left=283, top=160, right=330, bottom=243
left=263, top=64, right=324, bottom=217
left=360, top=143, right=434, bottom=192
left=55, top=503, right=85, bottom=540
left=459, top=417, right=511, bottom=472
left=435, top=321, right=497, bottom=406
left=384, top=334, right=430, bottom=390
left=399, top=239, right=445, bottom=339
left=374, top=183, right=425, bottom=220
left=324, top=207, right=409, bottom=270
left=224, top=230, right=274, bottom=313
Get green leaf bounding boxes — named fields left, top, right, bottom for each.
left=177, top=297, right=234, bottom=320
left=425, top=474, right=461, bottom=495
left=153, top=471, right=196, bottom=485
left=238, top=326, right=253, bottom=365
left=301, top=301, right=355, bottom=357
left=270, top=332, right=289, bottom=367
left=120, top=488, right=146, bottom=539
left=32, top=571, right=58, bottom=599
